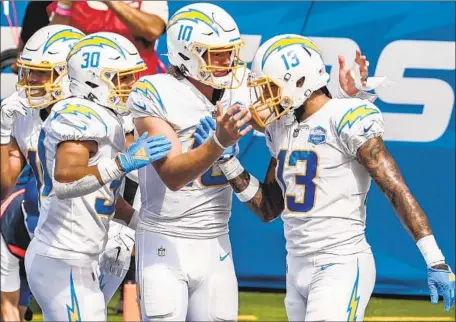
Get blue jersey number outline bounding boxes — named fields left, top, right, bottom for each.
left=276, top=149, right=319, bottom=213
left=95, top=179, right=123, bottom=216
left=37, top=130, right=53, bottom=198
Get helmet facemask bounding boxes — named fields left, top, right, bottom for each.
left=190, top=39, right=246, bottom=90
left=248, top=75, right=294, bottom=129
left=16, top=59, right=67, bottom=109
left=99, top=63, right=147, bottom=115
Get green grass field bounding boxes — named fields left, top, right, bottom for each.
left=31, top=290, right=456, bottom=321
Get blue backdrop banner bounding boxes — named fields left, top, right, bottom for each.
left=1, top=1, right=454, bottom=296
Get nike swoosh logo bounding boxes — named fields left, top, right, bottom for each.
left=220, top=252, right=230, bottom=261
left=363, top=123, right=374, bottom=133
left=320, top=263, right=337, bottom=271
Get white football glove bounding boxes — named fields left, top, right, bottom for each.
left=1, top=92, right=28, bottom=144
left=99, top=224, right=135, bottom=278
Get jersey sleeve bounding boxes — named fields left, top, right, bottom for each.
left=47, top=103, right=108, bottom=143
left=139, top=1, right=169, bottom=25
left=127, top=78, right=167, bottom=120
left=334, top=101, right=384, bottom=156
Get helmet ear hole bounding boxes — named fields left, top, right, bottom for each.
left=296, top=76, right=305, bottom=88
left=178, top=53, right=190, bottom=61
left=85, top=81, right=99, bottom=89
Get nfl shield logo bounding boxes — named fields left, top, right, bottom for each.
left=157, top=247, right=166, bottom=257
left=308, top=126, right=327, bottom=145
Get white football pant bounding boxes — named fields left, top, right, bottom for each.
left=136, top=229, right=238, bottom=321
left=25, top=239, right=106, bottom=321
left=285, top=250, right=376, bottom=321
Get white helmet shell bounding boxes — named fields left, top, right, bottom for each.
left=67, top=32, right=146, bottom=115
left=249, top=34, right=329, bottom=127
left=167, top=3, right=246, bottom=89
left=16, top=24, right=85, bottom=109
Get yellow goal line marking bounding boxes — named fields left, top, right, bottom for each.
left=365, top=317, right=455, bottom=322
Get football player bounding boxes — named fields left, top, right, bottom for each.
left=198, top=34, right=455, bottom=320
left=0, top=25, right=141, bottom=309
left=127, top=3, right=374, bottom=321
left=22, top=32, right=171, bottom=321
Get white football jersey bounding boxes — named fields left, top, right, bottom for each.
left=265, top=98, right=384, bottom=256
left=34, top=97, right=127, bottom=260
left=127, top=72, right=251, bottom=239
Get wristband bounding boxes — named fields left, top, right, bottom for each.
left=235, top=175, right=260, bottom=202
left=212, top=134, right=228, bottom=150
left=98, top=158, right=124, bottom=185
left=55, top=1, right=72, bottom=17
left=416, top=235, right=445, bottom=267
left=0, top=133, right=11, bottom=145
left=55, top=6, right=72, bottom=17
left=218, top=157, right=244, bottom=180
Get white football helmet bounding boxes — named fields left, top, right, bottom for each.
left=67, top=32, right=147, bottom=115
left=16, top=24, right=85, bottom=109
left=249, top=34, right=330, bottom=128
left=167, top=3, right=246, bottom=89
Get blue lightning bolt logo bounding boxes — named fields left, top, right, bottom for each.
left=99, top=273, right=107, bottom=292
left=66, top=270, right=81, bottom=322
left=337, top=105, right=379, bottom=135
left=346, top=262, right=360, bottom=321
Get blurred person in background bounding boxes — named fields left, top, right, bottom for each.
left=5, top=1, right=51, bottom=74
left=47, top=0, right=168, bottom=77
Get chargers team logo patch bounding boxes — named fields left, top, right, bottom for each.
left=308, top=126, right=327, bottom=145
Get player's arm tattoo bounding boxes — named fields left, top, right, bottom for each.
left=228, top=158, right=284, bottom=222
left=357, top=136, right=432, bottom=241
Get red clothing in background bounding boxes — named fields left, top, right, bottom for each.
left=47, top=1, right=165, bottom=76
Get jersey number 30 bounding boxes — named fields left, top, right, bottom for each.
left=277, top=150, right=318, bottom=213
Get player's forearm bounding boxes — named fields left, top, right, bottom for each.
left=0, top=146, right=13, bottom=199
left=53, top=158, right=124, bottom=199
left=106, top=1, right=165, bottom=41
left=357, top=137, right=432, bottom=241
left=158, top=138, right=224, bottom=191
left=114, top=196, right=135, bottom=225
left=228, top=170, right=284, bottom=222
left=0, top=144, right=24, bottom=200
